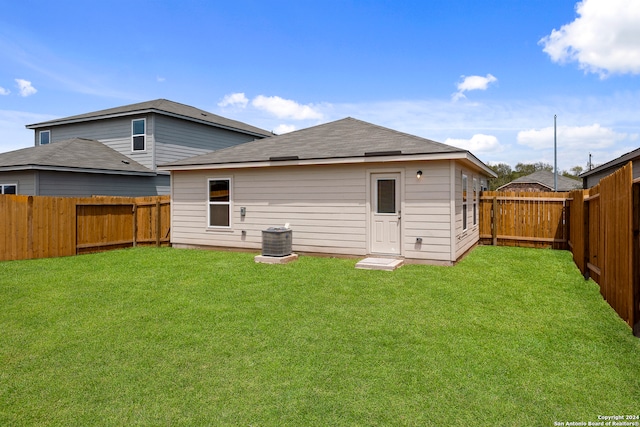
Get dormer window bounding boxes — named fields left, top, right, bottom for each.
left=39, top=130, right=50, bottom=145
left=132, top=119, right=146, bottom=151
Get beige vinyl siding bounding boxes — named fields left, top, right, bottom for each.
left=172, top=166, right=368, bottom=256
left=454, top=162, right=480, bottom=258
left=42, top=115, right=155, bottom=170
left=403, top=161, right=453, bottom=262
left=0, top=171, right=36, bottom=195
left=154, top=115, right=261, bottom=165
left=171, top=161, right=467, bottom=262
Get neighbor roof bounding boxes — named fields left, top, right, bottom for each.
left=161, top=117, right=496, bottom=176
left=0, top=138, right=155, bottom=175
left=580, top=147, right=640, bottom=178
left=26, top=99, right=272, bottom=138
left=497, top=170, right=581, bottom=191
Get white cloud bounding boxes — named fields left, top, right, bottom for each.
left=218, top=92, right=249, bottom=108
left=252, top=95, right=323, bottom=120
left=0, top=109, right=57, bottom=154
left=452, top=74, right=497, bottom=100
left=156, top=76, right=166, bottom=83
left=273, top=124, right=296, bottom=134
left=0, top=86, right=9, bottom=95
left=517, top=123, right=629, bottom=150
left=15, top=79, right=37, bottom=97
left=445, top=134, right=503, bottom=154
left=539, top=0, right=640, bottom=76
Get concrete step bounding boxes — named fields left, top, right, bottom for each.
left=355, top=257, right=404, bottom=271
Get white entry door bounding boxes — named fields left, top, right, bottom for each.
left=370, top=173, right=401, bottom=255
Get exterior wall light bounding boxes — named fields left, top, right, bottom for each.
left=416, top=170, right=423, bottom=179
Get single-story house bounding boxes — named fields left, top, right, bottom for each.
left=161, top=118, right=497, bottom=265
left=497, top=170, right=581, bottom=192
left=580, top=147, right=640, bottom=188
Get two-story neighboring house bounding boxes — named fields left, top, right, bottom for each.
left=0, top=99, right=272, bottom=196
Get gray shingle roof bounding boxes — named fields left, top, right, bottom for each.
left=162, top=117, right=467, bottom=167
left=500, top=170, right=581, bottom=191
left=0, top=138, right=155, bottom=175
left=26, top=99, right=272, bottom=137
left=579, top=147, right=640, bottom=178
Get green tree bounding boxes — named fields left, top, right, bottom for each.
left=562, top=165, right=584, bottom=179
left=487, top=163, right=514, bottom=190
left=514, top=162, right=553, bottom=176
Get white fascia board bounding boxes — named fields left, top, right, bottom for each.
left=160, top=151, right=497, bottom=176
left=25, top=109, right=156, bottom=129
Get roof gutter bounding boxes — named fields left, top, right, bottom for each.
left=160, top=151, right=497, bottom=177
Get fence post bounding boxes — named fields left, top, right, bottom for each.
left=132, top=204, right=137, bottom=247
left=633, top=183, right=640, bottom=337
left=583, top=198, right=590, bottom=280
left=564, top=201, right=569, bottom=251
left=156, top=199, right=161, bottom=247
left=492, top=196, right=498, bottom=246
left=27, top=196, right=34, bottom=259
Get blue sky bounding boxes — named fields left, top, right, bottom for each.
left=1, top=0, right=639, bottom=172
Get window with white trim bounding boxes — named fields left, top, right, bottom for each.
left=473, top=177, right=478, bottom=226
left=1, top=184, right=17, bottom=194
left=132, top=119, right=146, bottom=151
left=208, top=178, right=231, bottom=228
left=39, top=130, right=50, bottom=145
left=462, top=173, right=468, bottom=231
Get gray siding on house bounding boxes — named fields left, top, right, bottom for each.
left=41, top=114, right=155, bottom=171
left=154, top=115, right=261, bottom=166
left=36, top=171, right=168, bottom=196
left=39, top=113, right=263, bottom=173
left=584, top=160, right=640, bottom=188
left=0, top=171, right=36, bottom=195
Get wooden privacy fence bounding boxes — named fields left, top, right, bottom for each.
left=0, top=195, right=170, bottom=262
left=568, top=163, right=639, bottom=335
left=479, top=191, right=570, bottom=249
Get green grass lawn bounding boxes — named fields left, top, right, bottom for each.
left=1, top=246, right=639, bottom=426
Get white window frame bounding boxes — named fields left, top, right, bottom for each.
left=462, top=173, right=468, bottom=231
left=39, top=130, right=50, bottom=145
left=207, top=178, right=232, bottom=229
left=131, top=118, right=146, bottom=152
left=1, top=183, right=17, bottom=194
left=473, top=177, right=478, bottom=226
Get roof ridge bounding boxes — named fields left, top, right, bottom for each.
left=341, top=117, right=466, bottom=152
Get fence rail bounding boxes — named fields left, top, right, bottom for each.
left=479, top=191, right=570, bottom=249
left=568, top=163, right=638, bottom=334
left=480, top=179, right=639, bottom=336
left=0, top=195, right=170, bottom=262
